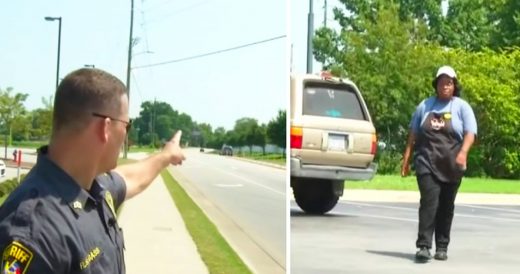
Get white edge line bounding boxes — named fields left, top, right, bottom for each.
left=342, top=201, right=520, bottom=223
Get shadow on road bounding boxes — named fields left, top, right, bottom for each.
left=366, top=250, right=429, bottom=264
left=290, top=209, right=357, bottom=218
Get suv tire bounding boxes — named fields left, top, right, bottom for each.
left=293, top=178, right=339, bottom=214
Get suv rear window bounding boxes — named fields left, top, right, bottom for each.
left=302, top=82, right=367, bottom=120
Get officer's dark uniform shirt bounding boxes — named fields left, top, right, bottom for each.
left=0, top=147, right=127, bottom=273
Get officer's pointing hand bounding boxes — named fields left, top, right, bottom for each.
left=163, top=130, right=186, bottom=165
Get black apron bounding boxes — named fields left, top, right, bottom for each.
left=414, top=100, right=464, bottom=183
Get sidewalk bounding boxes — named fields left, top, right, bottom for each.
left=117, top=174, right=208, bottom=274
left=341, top=189, right=520, bottom=205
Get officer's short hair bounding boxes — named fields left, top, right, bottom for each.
left=52, top=68, right=127, bottom=132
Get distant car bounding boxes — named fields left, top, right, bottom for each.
left=200, top=147, right=205, bottom=152
left=220, top=145, right=233, bottom=156
left=0, top=160, right=5, bottom=177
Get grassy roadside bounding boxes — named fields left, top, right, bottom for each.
left=233, top=153, right=285, bottom=166
left=161, top=170, right=251, bottom=274
left=3, top=141, right=46, bottom=149
left=348, top=174, right=520, bottom=194
left=127, top=146, right=158, bottom=153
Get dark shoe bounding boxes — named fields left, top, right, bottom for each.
left=415, top=247, right=431, bottom=261
left=434, top=250, right=448, bottom=261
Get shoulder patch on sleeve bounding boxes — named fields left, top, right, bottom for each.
left=2, top=241, right=34, bottom=274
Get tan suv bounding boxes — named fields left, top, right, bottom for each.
left=290, top=72, right=378, bottom=214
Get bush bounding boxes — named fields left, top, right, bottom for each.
left=0, top=174, right=27, bottom=199
left=375, top=150, right=402, bottom=175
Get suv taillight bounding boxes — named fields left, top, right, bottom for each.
left=371, top=133, right=377, bottom=155
left=291, top=127, right=303, bottom=149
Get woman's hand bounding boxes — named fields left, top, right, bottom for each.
left=455, top=149, right=467, bottom=170
left=401, top=161, right=410, bottom=177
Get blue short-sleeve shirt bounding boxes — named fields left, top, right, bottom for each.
left=410, top=96, right=477, bottom=140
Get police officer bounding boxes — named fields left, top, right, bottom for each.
left=401, top=65, right=477, bottom=261
left=0, top=68, right=185, bottom=273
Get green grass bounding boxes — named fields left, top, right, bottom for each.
left=117, top=158, right=138, bottom=165
left=347, top=174, right=520, bottom=194
left=161, top=170, right=251, bottom=274
left=235, top=153, right=286, bottom=166
left=127, top=146, right=158, bottom=153
left=2, top=141, right=47, bottom=149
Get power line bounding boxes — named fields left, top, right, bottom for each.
left=144, top=0, right=213, bottom=25
left=133, top=35, right=286, bottom=69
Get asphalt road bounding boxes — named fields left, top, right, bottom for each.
left=291, top=200, right=520, bottom=274
left=168, top=149, right=286, bottom=273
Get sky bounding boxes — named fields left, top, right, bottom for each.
left=1, top=0, right=287, bottom=131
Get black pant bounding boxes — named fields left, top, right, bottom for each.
left=416, top=173, right=461, bottom=250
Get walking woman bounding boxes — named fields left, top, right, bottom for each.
left=401, top=65, right=477, bottom=261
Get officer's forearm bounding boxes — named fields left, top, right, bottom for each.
left=114, top=152, right=171, bottom=200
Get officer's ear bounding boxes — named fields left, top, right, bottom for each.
left=93, top=116, right=111, bottom=144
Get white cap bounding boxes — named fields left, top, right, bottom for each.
left=436, top=65, right=457, bottom=79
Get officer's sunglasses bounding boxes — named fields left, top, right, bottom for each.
left=92, top=112, right=132, bottom=132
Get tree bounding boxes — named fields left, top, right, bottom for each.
left=175, top=113, right=194, bottom=146
left=209, top=127, right=226, bottom=149
left=251, top=123, right=267, bottom=155
left=0, top=87, right=28, bottom=148
left=30, top=96, right=53, bottom=140
left=330, top=0, right=510, bottom=52
left=267, top=110, right=286, bottom=153
left=133, top=100, right=194, bottom=147
left=232, top=117, right=260, bottom=154
left=12, top=112, right=31, bottom=141
left=439, top=0, right=498, bottom=51
left=491, top=0, right=520, bottom=49
left=194, top=123, right=213, bottom=147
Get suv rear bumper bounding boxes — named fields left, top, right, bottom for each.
left=291, top=157, right=377, bottom=181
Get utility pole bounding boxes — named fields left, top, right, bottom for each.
left=324, top=0, right=328, bottom=27
left=124, top=0, right=134, bottom=159
left=306, top=0, right=314, bottom=73
left=152, top=98, right=156, bottom=148
left=290, top=43, right=294, bottom=73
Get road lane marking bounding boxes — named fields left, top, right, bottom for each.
left=291, top=207, right=417, bottom=222
left=342, top=201, right=520, bottom=223
left=345, top=201, right=416, bottom=212
left=214, top=168, right=285, bottom=196
left=215, top=183, right=244, bottom=188
left=458, top=204, right=520, bottom=214
left=177, top=155, right=285, bottom=195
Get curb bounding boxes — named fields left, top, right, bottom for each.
left=231, top=156, right=286, bottom=170
left=339, top=189, right=520, bottom=205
